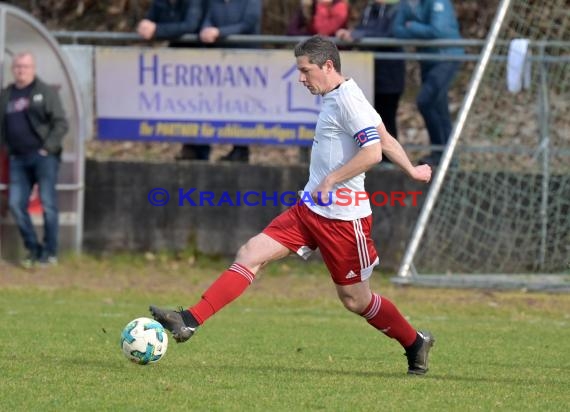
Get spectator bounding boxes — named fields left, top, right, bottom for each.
left=312, top=0, right=350, bottom=36
left=287, top=0, right=349, bottom=36
left=337, top=0, right=405, bottom=146
left=136, top=1, right=210, bottom=161
left=136, top=0, right=204, bottom=41
left=0, top=52, right=69, bottom=268
left=393, top=0, right=464, bottom=166
left=200, top=0, right=263, bottom=163
left=288, top=0, right=349, bottom=163
left=287, top=0, right=315, bottom=35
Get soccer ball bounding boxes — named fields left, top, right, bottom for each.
left=120, top=317, right=168, bottom=365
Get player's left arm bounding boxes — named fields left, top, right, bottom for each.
left=378, top=122, right=432, bottom=183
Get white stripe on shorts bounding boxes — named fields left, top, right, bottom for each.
left=353, top=219, right=370, bottom=269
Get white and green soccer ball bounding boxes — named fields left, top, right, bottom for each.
left=120, top=317, right=168, bottom=365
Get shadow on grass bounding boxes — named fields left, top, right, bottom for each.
left=203, top=363, right=425, bottom=380
left=197, top=362, right=569, bottom=385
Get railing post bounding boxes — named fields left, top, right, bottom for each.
left=538, top=44, right=550, bottom=271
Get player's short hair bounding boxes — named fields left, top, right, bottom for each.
left=294, top=35, right=341, bottom=73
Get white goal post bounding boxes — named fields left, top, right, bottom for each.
left=394, top=0, right=570, bottom=292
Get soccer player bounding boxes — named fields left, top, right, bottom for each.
left=150, top=35, right=435, bottom=375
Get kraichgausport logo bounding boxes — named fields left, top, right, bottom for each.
left=147, top=188, right=422, bottom=207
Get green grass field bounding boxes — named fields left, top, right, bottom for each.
left=1, top=255, right=569, bottom=411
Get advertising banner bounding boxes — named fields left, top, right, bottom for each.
left=95, top=47, right=373, bottom=146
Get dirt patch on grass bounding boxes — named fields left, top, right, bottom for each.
left=2, top=256, right=569, bottom=317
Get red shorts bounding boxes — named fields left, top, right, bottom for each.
left=263, top=203, right=379, bottom=285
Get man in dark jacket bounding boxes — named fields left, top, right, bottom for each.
left=394, top=0, right=464, bottom=165
left=137, top=0, right=211, bottom=161
left=136, top=0, right=204, bottom=40
left=200, top=0, right=262, bottom=163
left=0, top=52, right=69, bottom=267
left=337, top=0, right=405, bottom=144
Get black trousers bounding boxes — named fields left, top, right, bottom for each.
left=374, top=92, right=401, bottom=139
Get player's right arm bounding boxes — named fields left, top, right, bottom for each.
left=378, top=122, right=432, bottom=183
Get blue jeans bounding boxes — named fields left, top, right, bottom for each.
left=417, top=61, right=460, bottom=161
left=8, top=152, right=60, bottom=258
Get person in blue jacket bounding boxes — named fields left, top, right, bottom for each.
left=337, top=0, right=405, bottom=145
left=393, top=0, right=463, bottom=166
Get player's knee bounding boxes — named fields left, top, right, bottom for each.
left=235, top=240, right=254, bottom=262
left=338, top=295, right=366, bottom=314
left=234, top=237, right=266, bottom=270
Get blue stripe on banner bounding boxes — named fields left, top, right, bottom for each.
left=353, top=127, right=380, bottom=147
left=97, top=118, right=317, bottom=147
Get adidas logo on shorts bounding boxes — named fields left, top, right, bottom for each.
left=345, top=270, right=357, bottom=279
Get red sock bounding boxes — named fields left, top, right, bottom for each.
left=188, top=263, right=255, bottom=325
left=361, top=293, right=417, bottom=348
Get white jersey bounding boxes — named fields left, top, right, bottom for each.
left=302, top=78, right=382, bottom=220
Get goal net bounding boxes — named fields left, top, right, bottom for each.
left=395, top=0, right=570, bottom=291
